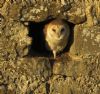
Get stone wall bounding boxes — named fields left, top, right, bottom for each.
left=0, top=0, right=100, bottom=94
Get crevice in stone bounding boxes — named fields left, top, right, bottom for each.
left=27, top=18, right=55, bottom=57
left=14, top=43, right=19, bottom=63
left=46, top=82, right=50, bottom=94
left=25, top=18, right=74, bottom=59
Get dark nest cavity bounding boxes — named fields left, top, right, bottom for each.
left=25, top=19, right=75, bottom=58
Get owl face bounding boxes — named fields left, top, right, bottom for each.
left=47, top=24, right=68, bottom=40
left=44, top=19, right=70, bottom=59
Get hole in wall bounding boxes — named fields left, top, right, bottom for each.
left=27, top=18, right=55, bottom=57
left=26, top=18, right=75, bottom=58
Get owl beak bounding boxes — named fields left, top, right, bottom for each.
left=57, top=32, right=61, bottom=38
left=58, top=34, right=60, bottom=38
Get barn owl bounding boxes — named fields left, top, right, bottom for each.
left=44, top=19, right=70, bottom=59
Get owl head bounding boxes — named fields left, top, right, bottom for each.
left=44, top=19, right=70, bottom=40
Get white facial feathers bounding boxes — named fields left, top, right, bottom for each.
left=44, top=19, right=70, bottom=59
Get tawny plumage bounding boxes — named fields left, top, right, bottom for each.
left=44, top=19, right=70, bottom=59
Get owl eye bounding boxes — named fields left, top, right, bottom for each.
left=52, top=28, right=56, bottom=32
left=61, top=28, right=65, bottom=33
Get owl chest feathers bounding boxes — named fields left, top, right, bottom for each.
left=45, top=31, right=68, bottom=53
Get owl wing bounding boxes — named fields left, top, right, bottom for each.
left=43, top=24, right=52, bottom=51
left=43, top=24, right=49, bottom=37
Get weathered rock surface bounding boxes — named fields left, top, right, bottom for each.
left=70, top=25, right=100, bottom=56
left=0, top=0, right=100, bottom=94
left=0, top=57, right=51, bottom=94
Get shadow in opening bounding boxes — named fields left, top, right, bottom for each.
left=62, top=21, right=75, bottom=53
left=27, top=19, right=55, bottom=57
left=26, top=19, right=75, bottom=58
